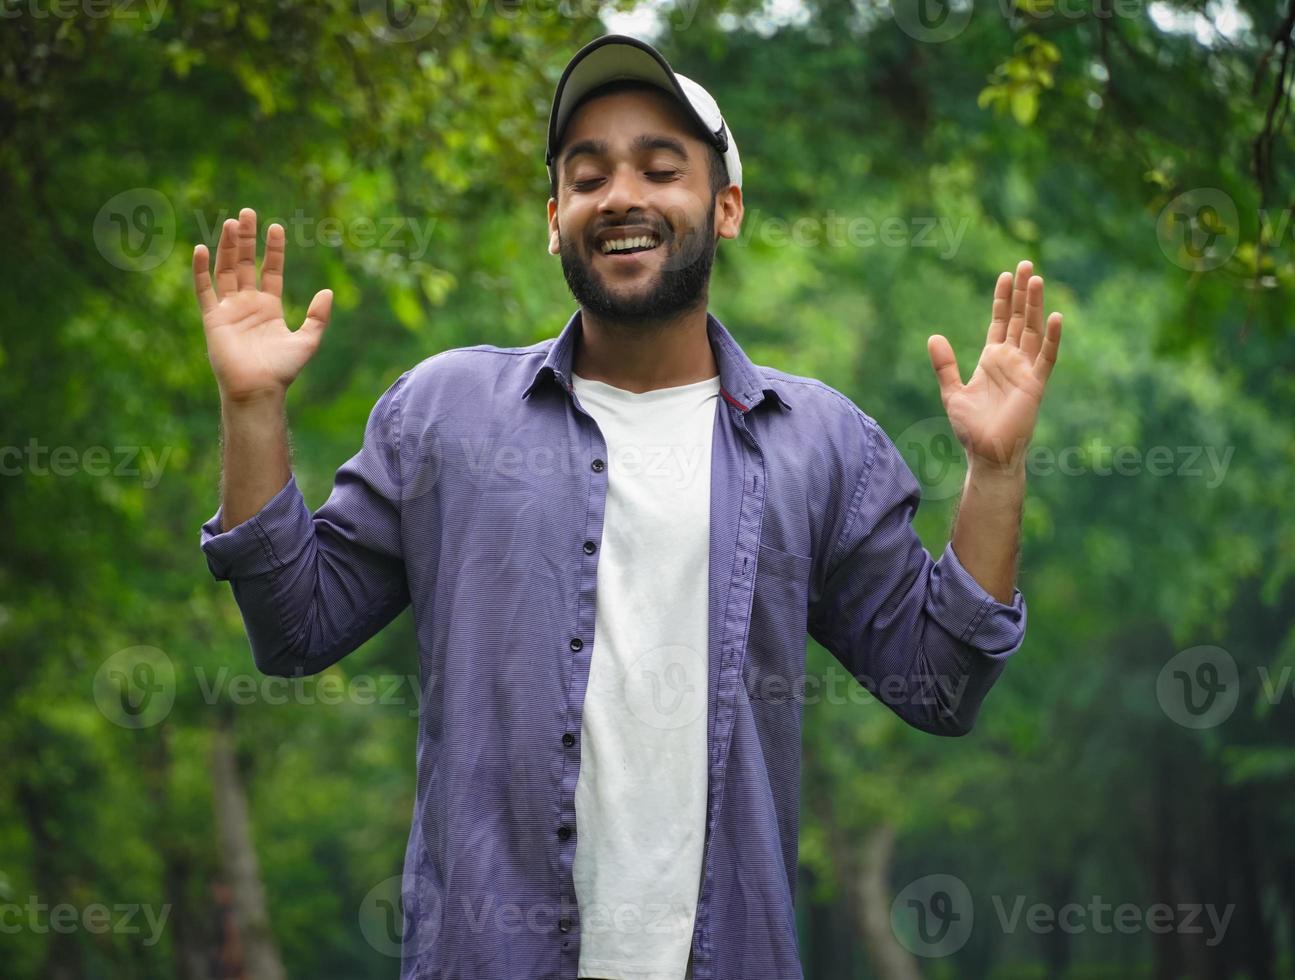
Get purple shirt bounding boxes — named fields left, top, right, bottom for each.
left=200, top=309, right=1026, bottom=979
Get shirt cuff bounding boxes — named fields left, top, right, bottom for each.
left=199, top=474, right=311, bottom=581
left=927, top=541, right=1027, bottom=656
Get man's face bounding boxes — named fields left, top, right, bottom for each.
left=547, top=88, right=742, bottom=325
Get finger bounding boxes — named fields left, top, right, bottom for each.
left=1005, top=259, right=1032, bottom=347
left=986, top=271, right=1013, bottom=345
left=298, top=289, right=333, bottom=344
left=262, top=223, right=286, bottom=298
left=236, top=207, right=258, bottom=291
left=927, top=334, right=962, bottom=402
left=1021, top=274, right=1045, bottom=360
left=193, top=243, right=217, bottom=315
left=214, top=218, right=239, bottom=297
left=1031, top=313, right=1063, bottom=385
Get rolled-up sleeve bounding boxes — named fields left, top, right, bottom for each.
left=807, top=412, right=1026, bottom=735
left=199, top=373, right=413, bottom=677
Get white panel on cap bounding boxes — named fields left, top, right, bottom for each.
left=675, top=73, right=743, bottom=190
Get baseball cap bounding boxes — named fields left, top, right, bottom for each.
left=545, top=34, right=743, bottom=192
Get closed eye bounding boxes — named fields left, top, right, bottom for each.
left=571, top=171, right=680, bottom=191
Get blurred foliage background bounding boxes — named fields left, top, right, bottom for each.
left=2, top=0, right=1293, bottom=976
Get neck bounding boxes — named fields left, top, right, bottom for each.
left=572, top=303, right=718, bottom=393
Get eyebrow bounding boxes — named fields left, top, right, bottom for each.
left=559, top=133, right=691, bottom=173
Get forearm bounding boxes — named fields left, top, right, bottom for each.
left=808, top=417, right=1028, bottom=737
left=219, top=394, right=291, bottom=531
left=949, top=457, right=1026, bottom=604
left=201, top=374, right=414, bottom=676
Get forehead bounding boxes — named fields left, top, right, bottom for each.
left=560, top=87, right=706, bottom=155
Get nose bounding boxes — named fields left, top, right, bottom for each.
left=597, top=162, right=646, bottom=216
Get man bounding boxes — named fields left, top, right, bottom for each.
left=193, top=33, right=1062, bottom=980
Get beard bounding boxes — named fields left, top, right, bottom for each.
left=558, top=203, right=717, bottom=326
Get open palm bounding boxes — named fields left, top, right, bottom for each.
left=193, top=207, right=332, bottom=403
left=927, top=260, right=1063, bottom=469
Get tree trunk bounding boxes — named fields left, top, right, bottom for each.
left=14, top=775, right=82, bottom=980
left=1148, top=754, right=1182, bottom=980
left=210, top=712, right=286, bottom=980
left=1226, top=785, right=1272, bottom=980
left=142, top=723, right=212, bottom=980
left=1038, top=869, right=1074, bottom=978
left=855, top=823, right=923, bottom=980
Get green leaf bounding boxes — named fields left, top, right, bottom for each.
left=1011, top=86, right=1039, bottom=125
left=389, top=283, right=423, bottom=330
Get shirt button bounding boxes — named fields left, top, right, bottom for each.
left=557, top=825, right=572, bottom=841
left=558, top=916, right=572, bottom=933
left=583, top=540, right=596, bottom=555
left=570, top=637, right=583, bottom=652
left=562, top=732, right=575, bottom=747
left=591, top=458, right=605, bottom=472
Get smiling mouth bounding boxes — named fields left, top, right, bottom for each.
left=597, top=234, right=662, bottom=257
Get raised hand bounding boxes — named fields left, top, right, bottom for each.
left=927, top=259, right=1063, bottom=471
left=193, top=207, right=333, bottom=404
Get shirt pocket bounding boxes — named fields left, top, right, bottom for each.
left=746, top=543, right=814, bottom=705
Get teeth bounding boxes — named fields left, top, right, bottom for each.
left=600, top=235, right=659, bottom=254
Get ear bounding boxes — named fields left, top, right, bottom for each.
left=714, top=184, right=743, bottom=242
left=547, top=197, right=560, bottom=255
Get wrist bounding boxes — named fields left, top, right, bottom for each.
left=966, top=451, right=1027, bottom=486
left=220, top=388, right=287, bottom=419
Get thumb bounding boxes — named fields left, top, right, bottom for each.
left=299, top=288, right=333, bottom=342
left=927, top=334, right=962, bottom=400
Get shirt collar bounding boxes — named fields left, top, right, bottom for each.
left=521, top=308, right=792, bottom=413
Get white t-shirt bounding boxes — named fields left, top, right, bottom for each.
left=570, top=370, right=720, bottom=980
